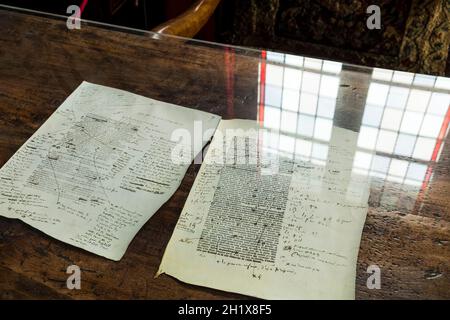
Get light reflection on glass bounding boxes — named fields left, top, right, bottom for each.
left=355, top=68, right=450, bottom=190
left=257, top=52, right=450, bottom=198
left=258, top=52, right=342, bottom=168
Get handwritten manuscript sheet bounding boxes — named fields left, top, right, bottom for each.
left=0, top=82, right=220, bottom=260
left=158, top=119, right=370, bottom=299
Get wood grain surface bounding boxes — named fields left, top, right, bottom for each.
left=0, top=9, right=449, bottom=299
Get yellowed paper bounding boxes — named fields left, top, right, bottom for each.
left=158, top=119, right=370, bottom=299
left=0, top=81, right=220, bottom=260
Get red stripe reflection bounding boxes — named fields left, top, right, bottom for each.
left=413, top=105, right=450, bottom=213
left=258, top=50, right=267, bottom=126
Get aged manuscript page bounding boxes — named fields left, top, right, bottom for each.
left=0, top=82, right=220, bottom=260
left=158, top=119, right=370, bottom=299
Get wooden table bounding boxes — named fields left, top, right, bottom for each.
left=1, top=7, right=449, bottom=299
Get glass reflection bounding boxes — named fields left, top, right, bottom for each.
left=257, top=51, right=450, bottom=199
left=356, top=68, right=450, bottom=189
left=258, top=52, right=341, bottom=167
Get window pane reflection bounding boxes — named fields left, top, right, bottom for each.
left=353, top=68, right=450, bottom=189
left=258, top=52, right=342, bottom=165
left=258, top=53, right=449, bottom=193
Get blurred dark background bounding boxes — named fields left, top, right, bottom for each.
left=1, top=0, right=449, bottom=76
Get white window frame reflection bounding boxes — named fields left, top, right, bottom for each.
left=258, top=51, right=342, bottom=166
left=355, top=68, right=450, bottom=187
